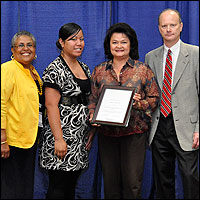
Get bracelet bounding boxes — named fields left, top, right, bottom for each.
left=1, top=141, right=7, bottom=145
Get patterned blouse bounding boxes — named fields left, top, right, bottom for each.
left=88, top=58, right=159, bottom=137
left=39, top=55, right=91, bottom=171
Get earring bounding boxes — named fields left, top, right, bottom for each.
left=34, top=54, right=37, bottom=60
left=11, top=55, right=14, bottom=60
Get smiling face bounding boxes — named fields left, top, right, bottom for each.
left=110, top=33, right=130, bottom=60
left=11, top=35, right=36, bottom=68
left=59, top=30, right=85, bottom=59
left=159, top=10, right=183, bottom=47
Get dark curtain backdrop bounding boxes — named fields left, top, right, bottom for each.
left=1, top=1, right=199, bottom=199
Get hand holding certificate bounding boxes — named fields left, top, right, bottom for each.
left=91, top=85, right=137, bottom=127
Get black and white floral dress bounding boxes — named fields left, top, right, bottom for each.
left=39, top=55, right=91, bottom=171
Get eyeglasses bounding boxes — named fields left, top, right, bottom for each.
left=14, top=43, right=35, bottom=49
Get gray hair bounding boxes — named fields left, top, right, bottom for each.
left=11, top=30, right=36, bottom=48
left=158, top=8, right=182, bottom=25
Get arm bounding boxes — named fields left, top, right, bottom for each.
left=133, top=65, right=160, bottom=115
left=88, top=70, right=98, bottom=118
left=1, top=64, right=15, bottom=159
left=85, top=127, right=96, bottom=150
left=1, top=129, right=10, bottom=159
left=192, top=48, right=199, bottom=149
left=88, top=67, right=101, bottom=127
left=192, top=132, right=199, bottom=149
left=45, top=87, right=67, bottom=159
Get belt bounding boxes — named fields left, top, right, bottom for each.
left=60, top=93, right=89, bottom=106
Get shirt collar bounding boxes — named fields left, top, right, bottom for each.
left=13, top=59, right=32, bottom=72
left=105, top=58, right=135, bottom=70
left=164, top=39, right=181, bottom=55
left=13, top=59, right=41, bottom=81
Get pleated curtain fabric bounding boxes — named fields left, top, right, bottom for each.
left=160, top=49, right=172, bottom=117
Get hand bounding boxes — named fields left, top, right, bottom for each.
left=54, top=139, right=67, bottom=160
left=89, top=113, right=101, bottom=127
left=133, top=93, right=141, bottom=105
left=1, top=143, right=10, bottom=159
left=192, top=132, right=199, bottom=149
left=1, top=129, right=10, bottom=159
left=85, top=128, right=96, bottom=151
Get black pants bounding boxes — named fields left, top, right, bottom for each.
left=1, top=143, right=37, bottom=199
left=98, top=133, right=146, bottom=199
left=46, top=169, right=82, bottom=199
left=152, top=113, right=199, bottom=199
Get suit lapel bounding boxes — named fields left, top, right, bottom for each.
left=172, top=42, right=189, bottom=91
left=155, top=47, right=164, bottom=90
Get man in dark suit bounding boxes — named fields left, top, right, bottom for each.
left=145, top=8, right=199, bottom=199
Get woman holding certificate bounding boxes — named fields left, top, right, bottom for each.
left=88, top=23, right=159, bottom=199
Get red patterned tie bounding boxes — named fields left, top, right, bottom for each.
left=161, top=49, right=172, bottom=117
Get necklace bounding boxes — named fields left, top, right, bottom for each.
left=36, top=79, right=43, bottom=95
left=30, top=67, right=43, bottom=96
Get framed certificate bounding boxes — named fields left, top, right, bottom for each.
left=91, top=85, right=137, bottom=127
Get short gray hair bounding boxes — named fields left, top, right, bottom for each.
left=158, top=8, right=182, bottom=25
left=11, top=30, right=36, bottom=48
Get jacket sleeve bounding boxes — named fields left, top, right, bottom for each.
left=1, top=63, right=15, bottom=129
